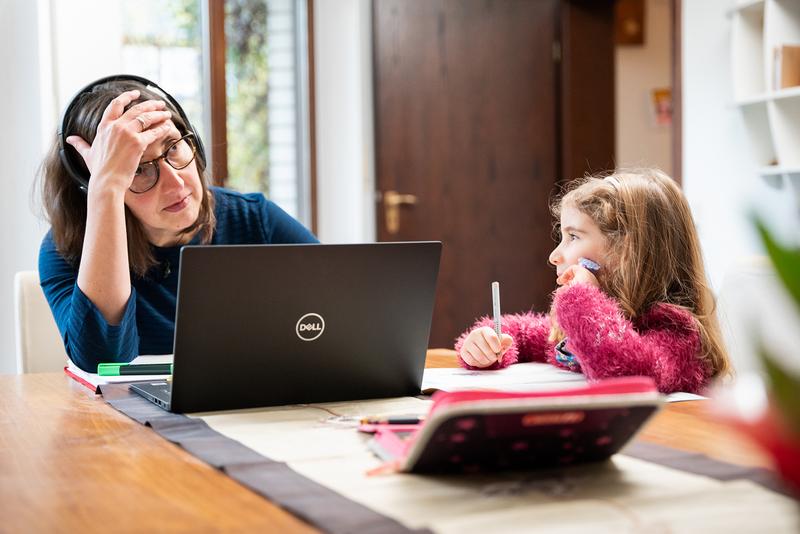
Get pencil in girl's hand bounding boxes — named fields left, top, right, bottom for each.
left=491, top=281, right=501, bottom=340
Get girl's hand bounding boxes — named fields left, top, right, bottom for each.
left=65, top=90, right=173, bottom=194
left=459, top=326, right=513, bottom=368
left=556, top=264, right=600, bottom=288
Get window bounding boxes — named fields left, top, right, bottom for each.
left=49, top=0, right=311, bottom=225
left=224, top=0, right=311, bottom=221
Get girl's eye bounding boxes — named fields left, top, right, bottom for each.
left=568, top=233, right=579, bottom=241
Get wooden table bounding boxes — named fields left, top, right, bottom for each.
left=0, top=351, right=773, bottom=533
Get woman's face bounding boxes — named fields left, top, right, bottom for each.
left=123, top=120, right=203, bottom=247
left=548, top=205, right=609, bottom=277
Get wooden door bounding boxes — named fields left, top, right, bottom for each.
left=374, top=0, right=562, bottom=347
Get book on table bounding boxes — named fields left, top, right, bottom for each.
left=360, top=376, right=663, bottom=474
left=65, top=354, right=174, bottom=394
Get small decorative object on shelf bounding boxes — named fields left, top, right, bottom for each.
left=773, top=44, right=800, bottom=90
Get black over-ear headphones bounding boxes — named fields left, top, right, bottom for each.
left=58, top=74, right=206, bottom=192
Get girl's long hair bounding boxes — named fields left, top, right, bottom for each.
left=550, top=168, right=731, bottom=379
left=38, top=79, right=216, bottom=277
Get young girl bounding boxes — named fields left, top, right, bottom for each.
left=455, top=169, right=730, bottom=394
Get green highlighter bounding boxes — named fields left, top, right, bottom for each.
left=97, top=363, right=173, bottom=376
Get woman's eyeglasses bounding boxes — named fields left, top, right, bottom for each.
left=130, top=133, right=197, bottom=194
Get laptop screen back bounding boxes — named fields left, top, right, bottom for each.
left=169, top=242, right=441, bottom=412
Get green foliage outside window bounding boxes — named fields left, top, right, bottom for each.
left=225, top=0, right=270, bottom=195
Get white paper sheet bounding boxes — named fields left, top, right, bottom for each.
left=421, top=362, right=706, bottom=403
left=421, top=362, right=587, bottom=393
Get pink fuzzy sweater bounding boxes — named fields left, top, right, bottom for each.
left=455, top=283, right=711, bottom=394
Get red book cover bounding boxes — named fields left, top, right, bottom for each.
left=64, top=366, right=101, bottom=393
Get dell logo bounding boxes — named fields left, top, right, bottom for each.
left=296, top=313, right=325, bottom=341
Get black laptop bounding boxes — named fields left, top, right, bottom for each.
left=130, top=242, right=441, bottom=413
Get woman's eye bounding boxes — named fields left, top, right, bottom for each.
left=167, top=140, right=180, bottom=154
left=134, top=165, right=145, bottom=176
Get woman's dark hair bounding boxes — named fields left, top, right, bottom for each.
left=39, top=79, right=216, bottom=277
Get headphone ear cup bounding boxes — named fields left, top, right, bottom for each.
left=59, top=145, right=90, bottom=192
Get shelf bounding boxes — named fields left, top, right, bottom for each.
left=735, top=94, right=770, bottom=107
left=735, top=86, right=800, bottom=106
left=731, top=0, right=800, bottom=190
left=759, top=165, right=800, bottom=177
left=741, top=103, right=777, bottom=167
left=731, top=4, right=766, bottom=100
left=758, top=166, right=800, bottom=196
left=728, top=0, right=765, bottom=17
left=771, top=85, right=800, bottom=101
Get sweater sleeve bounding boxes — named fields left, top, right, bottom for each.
left=454, top=312, right=552, bottom=370
left=259, top=198, right=319, bottom=244
left=552, top=283, right=709, bottom=393
left=38, top=233, right=139, bottom=372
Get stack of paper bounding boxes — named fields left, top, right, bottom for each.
left=420, top=362, right=706, bottom=402
left=421, top=362, right=586, bottom=394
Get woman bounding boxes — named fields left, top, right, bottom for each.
left=39, top=75, right=318, bottom=371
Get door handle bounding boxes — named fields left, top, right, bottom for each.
left=383, top=190, right=418, bottom=235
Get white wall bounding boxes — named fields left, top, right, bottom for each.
left=50, top=1, right=123, bottom=107
left=616, top=0, right=673, bottom=175
left=0, top=1, right=51, bottom=374
left=682, top=0, right=798, bottom=290
left=683, top=0, right=800, bottom=376
left=313, top=0, right=375, bottom=243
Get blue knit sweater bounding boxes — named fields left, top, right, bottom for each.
left=39, top=187, right=318, bottom=371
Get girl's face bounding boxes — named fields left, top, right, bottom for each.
left=123, top=121, right=203, bottom=247
left=548, top=205, right=609, bottom=277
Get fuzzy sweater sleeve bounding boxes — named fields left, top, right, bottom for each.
left=454, top=312, right=552, bottom=370
left=553, top=283, right=709, bottom=394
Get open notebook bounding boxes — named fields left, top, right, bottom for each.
left=65, top=355, right=173, bottom=393
left=421, top=362, right=707, bottom=402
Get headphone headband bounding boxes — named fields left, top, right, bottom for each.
left=58, top=74, right=206, bottom=192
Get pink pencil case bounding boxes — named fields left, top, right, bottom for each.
left=360, top=376, right=663, bottom=474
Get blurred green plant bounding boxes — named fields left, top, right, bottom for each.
left=754, top=218, right=800, bottom=435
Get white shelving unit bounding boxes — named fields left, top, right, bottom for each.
left=731, top=0, right=800, bottom=199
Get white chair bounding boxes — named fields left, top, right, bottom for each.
left=13, top=271, right=68, bottom=373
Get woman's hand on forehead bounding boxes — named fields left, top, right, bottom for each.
left=65, top=90, right=173, bottom=194
left=140, top=120, right=181, bottom=159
